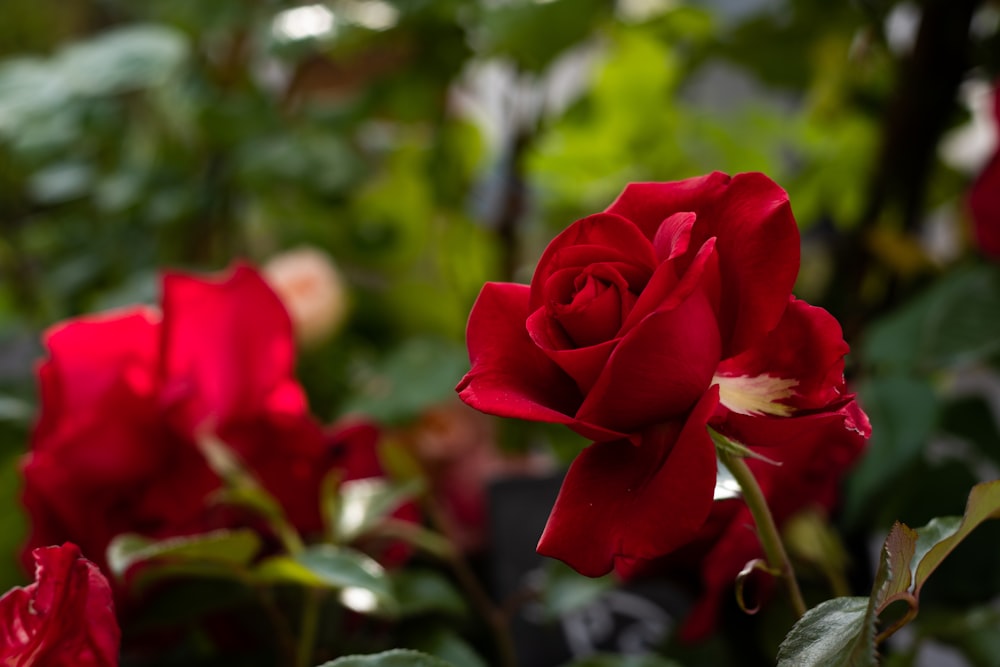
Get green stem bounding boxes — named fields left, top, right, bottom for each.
left=719, top=450, right=807, bottom=618
left=296, top=588, right=322, bottom=667
left=422, top=495, right=518, bottom=667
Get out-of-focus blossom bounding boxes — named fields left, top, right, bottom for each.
left=969, top=81, right=1000, bottom=259
left=22, top=264, right=335, bottom=572
left=396, top=400, right=550, bottom=552
left=263, top=246, right=348, bottom=346
left=0, top=543, right=120, bottom=666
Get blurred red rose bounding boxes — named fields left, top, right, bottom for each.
left=22, top=264, right=334, bottom=572
left=0, top=543, right=120, bottom=666
left=969, top=81, right=1000, bottom=258
left=457, top=172, right=869, bottom=576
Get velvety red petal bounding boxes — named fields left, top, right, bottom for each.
left=0, top=544, right=119, bottom=667
left=672, top=400, right=870, bottom=640
left=576, top=275, right=721, bottom=433
left=622, top=237, right=719, bottom=333
left=605, top=173, right=732, bottom=241
left=529, top=213, right=657, bottom=311
left=714, top=297, right=850, bottom=416
left=537, top=386, right=720, bottom=576
left=160, top=263, right=297, bottom=433
left=457, top=282, right=628, bottom=442
left=37, top=308, right=159, bottom=445
left=688, top=172, right=800, bottom=354
left=653, top=211, right=697, bottom=261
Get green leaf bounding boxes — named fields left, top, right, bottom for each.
left=392, top=569, right=466, bottom=617
left=872, top=522, right=918, bottom=611
left=863, top=265, right=1000, bottom=372
left=0, top=396, right=31, bottom=423
left=842, top=375, right=938, bottom=527
left=776, top=597, right=877, bottom=667
left=58, top=24, right=188, bottom=97
left=406, top=627, right=488, bottom=667
left=334, top=477, right=424, bottom=543
left=911, top=480, right=1000, bottom=594
left=476, top=0, right=609, bottom=72
left=342, top=338, right=470, bottom=424
left=106, top=529, right=262, bottom=580
left=256, top=545, right=396, bottom=615
left=560, top=654, right=683, bottom=667
left=198, top=435, right=304, bottom=553
left=370, top=519, right=454, bottom=561
left=316, top=648, right=457, bottom=667
left=863, top=480, right=1000, bottom=642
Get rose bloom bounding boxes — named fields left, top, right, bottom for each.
left=0, top=543, right=119, bottom=666
left=457, top=171, right=871, bottom=576
left=22, top=264, right=337, bottom=572
left=969, top=81, right=1000, bottom=258
left=263, top=246, right=349, bottom=347
left=619, top=400, right=868, bottom=640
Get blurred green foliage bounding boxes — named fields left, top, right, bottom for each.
left=1, top=0, right=1000, bottom=665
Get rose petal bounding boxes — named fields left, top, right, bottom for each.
left=714, top=298, right=850, bottom=417
left=0, top=544, right=119, bottom=667
left=537, top=386, right=720, bottom=576
left=609, top=173, right=800, bottom=355
left=687, top=172, right=800, bottom=354
left=160, top=263, right=298, bottom=432
left=653, top=211, right=698, bottom=261
left=529, top=213, right=657, bottom=311
left=457, top=282, right=628, bottom=442
left=38, top=308, right=159, bottom=442
left=675, top=400, right=870, bottom=641
left=606, top=172, right=732, bottom=241
left=577, top=270, right=721, bottom=433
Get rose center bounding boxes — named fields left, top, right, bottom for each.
left=551, top=269, right=635, bottom=348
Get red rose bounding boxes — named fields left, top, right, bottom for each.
left=618, top=399, right=869, bottom=641
left=22, top=264, right=333, bottom=572
left=0, top=543, right=120, bottom=666
left=457, top=172, right=869, bottom=576
left=969, top=81, right=1000, bottom=258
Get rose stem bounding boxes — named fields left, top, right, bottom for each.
left=296, top=587, right=322, bottom=667
left=718, top=450, right=807, bottom=618
left=422, top=494, right=519, bottom=667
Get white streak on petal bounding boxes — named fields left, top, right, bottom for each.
left=713, top=373, right=798, bottom=417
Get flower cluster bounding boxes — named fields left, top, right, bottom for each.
left=457, top=171, right=870, bottom=577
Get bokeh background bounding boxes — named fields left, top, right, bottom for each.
left=2, top=1, right=1000, bottom=664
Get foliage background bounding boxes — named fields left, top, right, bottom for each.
left=1, top=0, right=1000, bottom=664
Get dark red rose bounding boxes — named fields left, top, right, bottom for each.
left=22, top=264, right=333, bottom=572
left=617, top=399, right=869, bottom=641
left=969, top=81, right=1000, bottom=258
left=0, top=543, right=120, bottom=666
left=457, top=172, right=869, bottom=576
